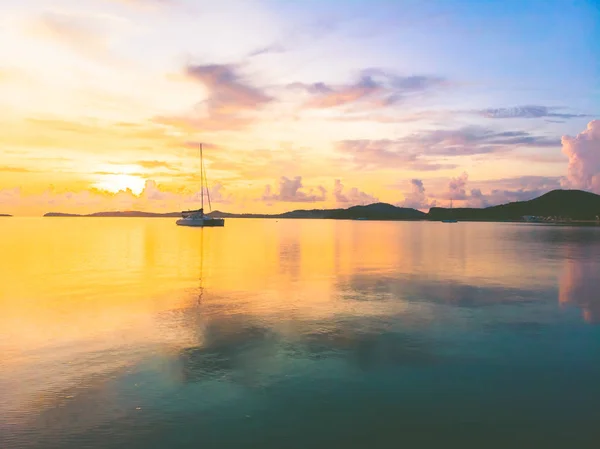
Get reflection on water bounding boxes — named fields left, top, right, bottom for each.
left=1, top=219, right=600, bottom=449
left=559, top=244, right=600, bottom=323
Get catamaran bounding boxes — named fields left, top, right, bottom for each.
left=176, top=143, right=225, bottom=227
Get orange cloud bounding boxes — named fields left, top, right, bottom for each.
left=0, top=166, right=34, bottom=173
left=0, top=179, right=235, bottom=216
left=2, top=116, right=183, bottom=158
left=26, top=11, right=116, bottom=62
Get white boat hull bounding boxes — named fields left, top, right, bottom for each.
left=176, top=217, right=224, bottom=227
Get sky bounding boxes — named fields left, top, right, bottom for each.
left=0, top=0, right=598, bottom=215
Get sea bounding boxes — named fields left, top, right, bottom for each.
left=1, top=218, right=599, bottom=448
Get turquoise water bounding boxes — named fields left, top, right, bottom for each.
left=1, top=219, right=600, bottom=448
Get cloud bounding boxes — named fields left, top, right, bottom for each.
left=204, top=143, right=339, bottom=182
left=291, top=69, right=446, bottom=110
left=336, top=126, right=560, bottom=170
left=0, top=166, right=34, bottom=173
left=155, top=64, right=272, bottom=132
left=335, top=139, right=457, bottom=171
left=0, top=67, right=28, bottom=85
left=407, top=161, right=459, bottom=171
left=207, top=182, right=234, bottom=205
left=511, top=153, right=566, bottom=164
left=561, top=120, right=600, bottom=193
left=405, top=126, right=560, bottom=155
left=399, top=179, right=436, bottom=210
left=473, top=175, right=561, bottom=192
left=337, top=139, right=416, bottom=165
left=107, top=0, right=176, bottom=7
left=28, top=11, right=116, bottom=61
left=435, top=173, right=561, bottom=207
left=0, top=179, right=235, bottom=215
left=333, top=179, right=378, bottom=205
left=262, top=176, right=326, bottom=203
left=333, top=109, right=452, bottom=124
left=471, top=188, right=550, bottom=207
left=134, top=160, right=176, bottom=170
left=479, top=105, right=590, bottom=120
left=248, top=44, right=286, bottom=57
left=186, top=64, right=272, bottom=112
left=448, top=172, right=469, bottom=200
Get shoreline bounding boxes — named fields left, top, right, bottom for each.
left=37, top=215, right=600, bottom=226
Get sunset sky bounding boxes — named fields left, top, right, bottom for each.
left=0, top=0, right=598, bottom=215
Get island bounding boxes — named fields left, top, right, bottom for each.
left=44, top=203, right=426, bottom=220
left=0, top=214, right=12, bottom=217
left=44, top=211, right=181, bottom=218
left=43, top=189, right=600, bottom=224
left=427, top=190, right=600, bottom=222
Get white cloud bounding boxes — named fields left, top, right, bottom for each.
left=561, top=120, right=600, bottom=193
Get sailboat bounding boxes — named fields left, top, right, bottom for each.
left=442, top=198, right=458, bottom=223
left=176, top=143, right=225, bottom=227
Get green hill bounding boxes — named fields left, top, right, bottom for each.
left=427, top=190, right=600, bottom=221
left=210, top=203, right=426, bottom=220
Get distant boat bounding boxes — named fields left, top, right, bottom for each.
left=176, top=143, right=225, bottom=227
left=442, top=199, right=458, bottom=223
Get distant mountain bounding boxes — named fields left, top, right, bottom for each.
left=44, top=211, right=180, bottom=217
left=428, top=190, right=600, bottom=221
left=42, top=190, right=600, bottom=222
left=44, top=204, right=426, bottom=220
left=326, top=203, right=426, bottom=220
left=209, top=203, right=426, bottom=220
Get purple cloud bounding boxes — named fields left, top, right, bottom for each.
left=335, top=139, right=457, bottom=171
left=154, top=64, right=273, bottom=132
left=479, top=105, right=590, bottom=120
left=333, top=179, right=378, bottom=205
left=399, top=179, right=437, bottom=210
left=186, top=64, right=272, bottom=113
left=262, top=176, right=327, bottom=203
left=435, top=174, right=562, bottom=207
left=291, top=69, right=446, bottom=110
left=337, top=126, right=560, bottom=170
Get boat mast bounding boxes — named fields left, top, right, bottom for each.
left=203, top=156, right=212, bottom=212
left=200, top=143, right=204, bottom=211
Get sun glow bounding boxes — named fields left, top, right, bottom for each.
left=92, top=174, right=146, bottom=195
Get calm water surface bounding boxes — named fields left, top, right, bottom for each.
left=1, top=218, right=600, bottom=448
